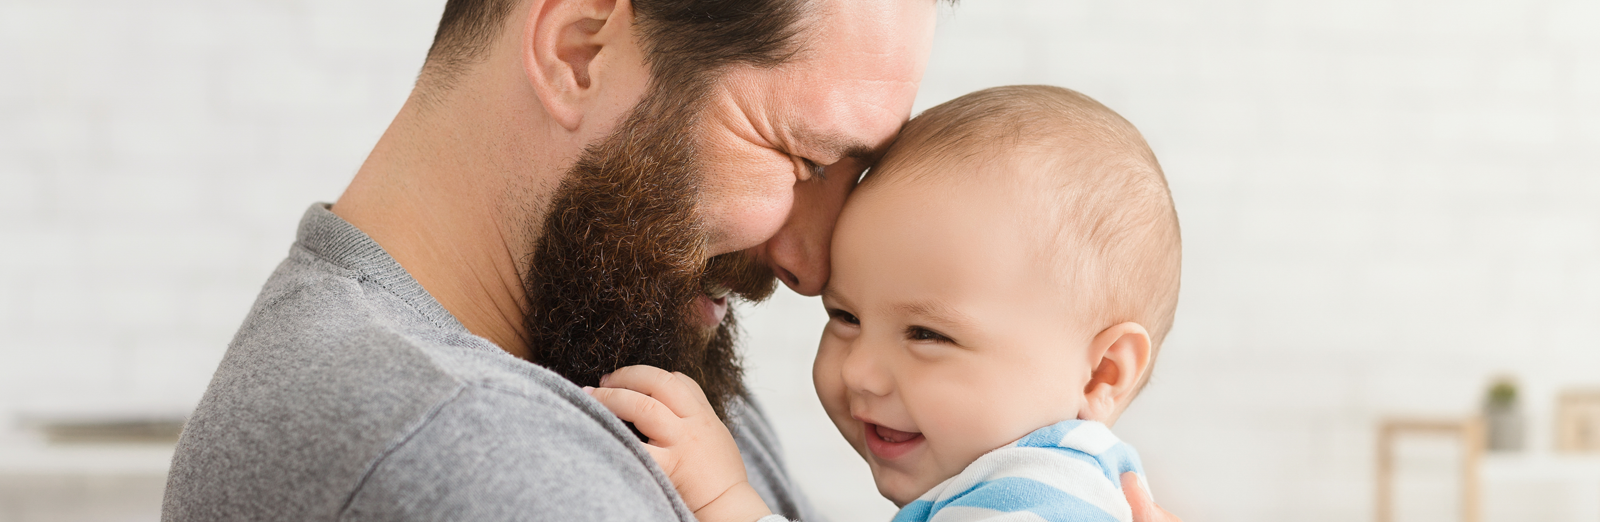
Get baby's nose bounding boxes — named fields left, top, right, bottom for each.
left=839, top=344, right=893, bottom=397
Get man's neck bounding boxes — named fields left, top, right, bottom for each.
left=333, top=89, right=561, bottom=359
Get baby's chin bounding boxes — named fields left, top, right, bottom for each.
left=869, top=463, right=937, bottom=507
left=875, top=479, right=918, bottom=508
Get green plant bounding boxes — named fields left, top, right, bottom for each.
left=1487, top=380, right=1518, bottom=406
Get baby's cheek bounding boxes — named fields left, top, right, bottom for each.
left=918, top=387, right=1011, bottom=470
left=812, top=341, right=853, bottom=430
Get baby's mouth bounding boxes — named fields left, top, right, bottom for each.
left=874, top=424, right=920, bottom=443
left=864, top=422, right=924, bottom=460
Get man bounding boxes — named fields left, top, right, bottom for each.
left=163, top=0, right=1178, bottom=520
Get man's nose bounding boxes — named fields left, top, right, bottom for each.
left=758, top=163, right=857, bottom=296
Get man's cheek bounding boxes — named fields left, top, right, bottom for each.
left=697, top=191, right=793, bottom=256
left=693, top=146, right=797, bottom=256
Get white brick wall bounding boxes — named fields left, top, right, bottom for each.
left=2, top=1, right=1597, bottom=521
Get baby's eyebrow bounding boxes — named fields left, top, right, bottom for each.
left=893, top=300, right=977, bottom=329
left=821, top=288, right=859, bottom=312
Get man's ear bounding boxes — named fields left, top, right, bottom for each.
left=523, top=0, right=634, bottom=131
left=1078, top=322, right=1152, bottom=425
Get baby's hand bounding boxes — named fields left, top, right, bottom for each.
left=586, top=365, right=774, bottom=522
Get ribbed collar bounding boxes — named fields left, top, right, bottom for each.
left=294, top=203, right=467, bottom=333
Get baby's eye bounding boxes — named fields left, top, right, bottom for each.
left=906, top=326, right=953, bottom=344
left=827, top=308, right=860, bottom=326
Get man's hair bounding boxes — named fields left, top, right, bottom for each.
left=867, top=85, right=1182, bottom=387
left=420, top=0, right=812, bottom=93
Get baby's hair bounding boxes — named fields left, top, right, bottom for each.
left=864, top=85, right=1181, bottom=390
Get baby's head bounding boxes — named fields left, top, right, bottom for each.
left=811, top=85, right=1181, bottom=505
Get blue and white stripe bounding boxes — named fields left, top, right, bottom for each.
left=889, top=420, right=1147, bottom=522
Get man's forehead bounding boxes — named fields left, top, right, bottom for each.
left=712, top=0, right=933, bottom=167
left=766, top=57, right=918, bottom=166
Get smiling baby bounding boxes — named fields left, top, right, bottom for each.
left=590, top=85, right=1181, bottom=522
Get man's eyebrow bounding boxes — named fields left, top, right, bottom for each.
left=792, top=127, right=883, bottom=165
left=840, top=143, right=882, bottom=164
left=893, top=299, right=977, bottom=329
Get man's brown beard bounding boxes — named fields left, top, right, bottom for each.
left=522, top=84, right=778, bottom=421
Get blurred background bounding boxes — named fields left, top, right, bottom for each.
left=2, top=0, right=1598, bottom=521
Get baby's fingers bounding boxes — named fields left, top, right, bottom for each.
left=585, top=386, right=683, bottom=443
left=1123, top=472, right=1180, bottom=522
left=601, top=365, right=714, bottom=418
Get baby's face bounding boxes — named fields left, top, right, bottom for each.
left=813, top=169, right=1097, bottom=506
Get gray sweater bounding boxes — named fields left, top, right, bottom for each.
left=163, top=204, right=818, bottom=521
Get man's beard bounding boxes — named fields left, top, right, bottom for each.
left=522, top=85, right=778, bottom=421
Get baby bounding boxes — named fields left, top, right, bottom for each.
left=588, top=85, right=1181, bottom=522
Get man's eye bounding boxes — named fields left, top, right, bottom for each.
left=802, top=158, right=828, bottom=180
left=827, top=308, right=859, bottom=325
left=907, top=326, right=953, bottom=343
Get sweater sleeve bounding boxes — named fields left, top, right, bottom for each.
left=339, top=384, right=696, bottom=522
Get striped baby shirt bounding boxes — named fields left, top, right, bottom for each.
left=889, top=420, right=1147, bottom=522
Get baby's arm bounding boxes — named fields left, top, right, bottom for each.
left=586, top=365, right=777, bottom=522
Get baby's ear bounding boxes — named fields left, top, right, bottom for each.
left=1078, top=322, right=1152, bottom=425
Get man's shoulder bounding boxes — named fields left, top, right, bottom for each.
left=339, top=383, right=688, bottom=521
left=165, top=235, right=690, bottom=521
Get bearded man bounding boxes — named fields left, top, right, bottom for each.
left=163, top=0, right=1179, bottom=520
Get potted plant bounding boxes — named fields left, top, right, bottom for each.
left=1485, top=377, right=1524, bottom=452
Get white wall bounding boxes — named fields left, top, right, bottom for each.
left=0, top=0, right=445, bottom=421
left=3, top=1, right=1598, bottom=521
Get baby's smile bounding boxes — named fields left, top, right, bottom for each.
left=864, top=422, right=925, bottom=460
